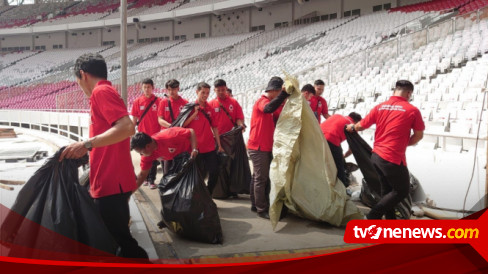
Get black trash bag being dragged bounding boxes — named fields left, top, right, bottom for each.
left=220, top=126, right=251, bottom=194
left=345, top=130, right=420, bottom=219
left=212, top=152, right=231, bottom=199
left=0, top=148, right=118, bottom=259
left=158, top=152, right=223, bottom=244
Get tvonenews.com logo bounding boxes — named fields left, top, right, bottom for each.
left=343, top=211, right=487, bottom=261
left=353, top=225, right=479, bottom=240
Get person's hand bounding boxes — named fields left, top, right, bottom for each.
left=345, top=124, right=356, bottom=133
left=190, top=149, right=199, bottom=159
left=59, top=142, right=88, bottom=162
left=218, top=146, right=225, bottom=153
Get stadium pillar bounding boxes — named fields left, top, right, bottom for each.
left=121, top=0, right=128, bottom=105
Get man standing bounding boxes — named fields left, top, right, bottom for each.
left=321, top=112, right=362, bottom=188
left=248, top=76, right=289, bottom=219
left=346, top=80, right=424, bottom=220
left=131, top=128, right=199, bottom=187
left=157, top=79, right=188, bottom=174
left=312, top=79, right=330, bottom=122
left=301, top=84, right=316, bottom=101
left=209, top=79, right=245, bottom=135
left=183, top=82, right=224, bottom=195
left=131, top=78, right=161, bottom=189
left=60, top=53, right=148, bottom=258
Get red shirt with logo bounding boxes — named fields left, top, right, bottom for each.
left=310, top=95, right=329, bottom=123
left=360, top=96, right=425, bottom=166
left=89, top=81, right=137, bottom=198
left=157, top=96, right=188, bottom=129
left=186, top=101, right=217, bottom=153
left=320, top=114, right=353, bottom=146
left=130, top=94, right=161, bottom=135
left=140, top=127, right=192, bottom=170
left=209, top=95, right=245, bottom=135
left=248, top=95, right=276, bottom=152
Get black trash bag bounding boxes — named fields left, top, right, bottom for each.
left=170, top=102, right=198, bottom=128
left=345, top=130, right=420, bottom=219
left=158, top=152, right=223, bottom=244
left=212, top=152, right=231, bottom=199
left=0, top=148, right=118, bottom=258
left=220, top=126, right=251, bottom=194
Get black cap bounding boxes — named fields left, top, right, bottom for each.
left=301, top=84, right=316, bottom=95
left=265, top=76, right=284, bottom=92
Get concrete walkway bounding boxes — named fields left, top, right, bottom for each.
left=130, top=151, right=369, bottom=261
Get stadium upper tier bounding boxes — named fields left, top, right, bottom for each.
left=1, top=0, right=487, bottom=29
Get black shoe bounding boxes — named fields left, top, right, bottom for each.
left=257, top=211, right=270, bottom=219
left=157, top=220, right=167, bottom=229
left=251, top=206, right=257, bottom=212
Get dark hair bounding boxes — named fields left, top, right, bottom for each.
left=314, top=79, right=325, bottom=86
left=197, top=82, right=211, bottom=90
left=348, top=112, right=362, bottom=123
left=130, top=132, right=153, bottom=150
left=74, top=53, right=108, bottom=80
left=301, top=84, right=316, bottom=95
left=142, top=78, right=154, bottom=87
left=227, top=88, right=232, bottom=94
left=214, top=79, right=227, bottom=88
left=395, top=80, right=414, bottom=92
left=165, top=79, right=180, bottom=89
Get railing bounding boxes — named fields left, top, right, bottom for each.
left=0, top=110, right=87, bottom=142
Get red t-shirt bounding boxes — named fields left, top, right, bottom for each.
left=140, top=127, right=192, bottom=170
left=186, top=101, right=217, bottom=154
left=157, top=96, right=188, bottom=129
left=130, top=94, right=161, bottom=136
left=310, top=95, right=329, bottom=123
left=248, top=95, right=276, bottom=152
left=209, top=95, right=245, bottom=135
left=320, top=114, right=353, bottom=146
left=89, top=80, right=137, bottom=198
left=360, top=96, right=425, bottom=166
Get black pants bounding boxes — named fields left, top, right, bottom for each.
left=367, top=153, right=410, bottom=220
left=162, top=160, right=173, bottom=175
left=248, top=149, right=272, bottom=213
left=327, top=141, right=348, bottom=187
left=146, top=160, right=159, bottom=183
left=93, top=192, right=148, bottom=259
left=196, top=150, right=219, bottom=195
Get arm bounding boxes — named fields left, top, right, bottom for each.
left=345, top=121, right=365, bottom=133
left=324, top=113, right=331, bottom=119
left=135, top=169, right=150, bottom=189
left=59, top=116, right=135, bottom=161
left=183, top=106, right=198, bottom=127
left=264, top=91, right=289, bottom=113
left=408, top=130, right=424, bottom=146
left=212, top=127, right=224, bottom=152
left=344, top=148, right=352, bottom=158
left=189, top=129, right=199, bottom=158
left=158, top=116, right=172, bottom=128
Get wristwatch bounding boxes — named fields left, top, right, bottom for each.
left=84, top=140, right=93, bottom=151
left=192, top=148, right=199, bottom=153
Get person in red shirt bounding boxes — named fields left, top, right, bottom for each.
left=60, top=53, right=148, bottom=259
left=301, top=83, right=316, bottom=111
left=320, top=112, right=362, bottom=188
left=346, top=80, right=425, bottom=220
left=183, top=82, right=224, bottom=195
left=130, top=78, right=161, bottom=189
left=313, top=79, right=330, bottom=123
left=157, top=79, right=188, bottom=175
left=130, top=127, right=198, bottom=187
left=209, top=79, right=245, bottom=135
left=248, top=76, right=290, bottom=219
